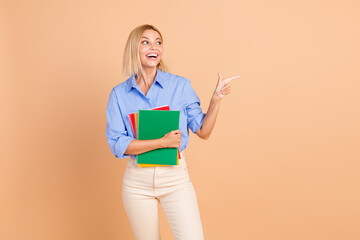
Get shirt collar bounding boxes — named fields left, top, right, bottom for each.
left=126, top=68, right=165, bottom=92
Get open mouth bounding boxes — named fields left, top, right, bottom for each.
left=146, top=53, right=158, bottom=60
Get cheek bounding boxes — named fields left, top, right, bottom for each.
left=139, top=50, right=147, bottom=62
left=139, top=45, right=148, bottom=54
left=139, top=48, right=146, bottom=56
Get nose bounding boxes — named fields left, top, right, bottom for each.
left=150, top=42, right=158, bottom=50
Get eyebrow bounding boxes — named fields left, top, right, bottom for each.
left=141, top=37, right=161, bottom=40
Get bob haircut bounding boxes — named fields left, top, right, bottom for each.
left=122, top=24, right=168, bottom=77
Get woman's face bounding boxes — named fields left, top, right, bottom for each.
left=138, top=29, right=164, bottom=70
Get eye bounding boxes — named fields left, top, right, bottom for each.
left=157, top=41, right=162, bottom=45
left=142, top=40, right=148, bottom=44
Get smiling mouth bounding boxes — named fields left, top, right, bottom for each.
left=147, top=56, right=158, bottom=60
left=146, top=53, right=158, bottom=60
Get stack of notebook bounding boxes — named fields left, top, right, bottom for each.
left=128, top=105, right=181, bottom=167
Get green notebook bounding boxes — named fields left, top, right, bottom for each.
left=137, top=110, right=180, bottom=165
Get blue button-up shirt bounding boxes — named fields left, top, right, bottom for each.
left=105, top=68, right=206, bottom=159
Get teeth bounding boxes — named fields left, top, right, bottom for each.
left=147, top=53, right=157, bottom=57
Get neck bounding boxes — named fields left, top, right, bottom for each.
left=136, top=67, right=158, bottom=87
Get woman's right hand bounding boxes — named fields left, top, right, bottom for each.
left=161, top=130, right=181, bottom=148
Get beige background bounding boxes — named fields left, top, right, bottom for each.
left=1, top=0, right=360, bottom=239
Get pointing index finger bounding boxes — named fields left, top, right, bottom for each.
left=223, top=75, right=241, bottom=84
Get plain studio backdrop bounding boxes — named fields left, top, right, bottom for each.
left=1, top=0, right=359, bottom=239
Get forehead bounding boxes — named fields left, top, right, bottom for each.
left=141, top=29, right=161, bottom=40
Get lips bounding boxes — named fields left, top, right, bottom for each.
left=146, top=53, right=158, bottom=60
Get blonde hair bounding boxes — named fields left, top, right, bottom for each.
left=122, top=24, right=168, bottom=78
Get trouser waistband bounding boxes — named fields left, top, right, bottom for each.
left=129, top=150, right=186, bottom=161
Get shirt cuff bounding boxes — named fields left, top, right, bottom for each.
left=188, top=112, right=206, bottom=133
left=114, top=136, right=135, bottom=159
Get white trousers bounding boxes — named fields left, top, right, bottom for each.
left=122, top=151, right=204, bottom=240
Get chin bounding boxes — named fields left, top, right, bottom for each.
left=142, top=62, right=160, bottom=69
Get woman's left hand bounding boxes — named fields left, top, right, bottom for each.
left=212, top=73, right=241, bottom=102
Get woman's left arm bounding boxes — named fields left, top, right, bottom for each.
left=195, top=73, right=240, bottom=140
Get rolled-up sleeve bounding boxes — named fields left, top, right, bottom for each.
left=105, top=88, right=134, bottom=159
left=185, top=79, right=206, bottom=133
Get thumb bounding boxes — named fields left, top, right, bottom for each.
left=217, top=72, right=223, bottom=90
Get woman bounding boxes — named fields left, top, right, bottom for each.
left=105, top=24, right=240, bottom=240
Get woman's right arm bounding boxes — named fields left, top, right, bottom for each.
left=106, top=88, right=181, bottom=158
left=124, top=130, right=182, bottom=155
